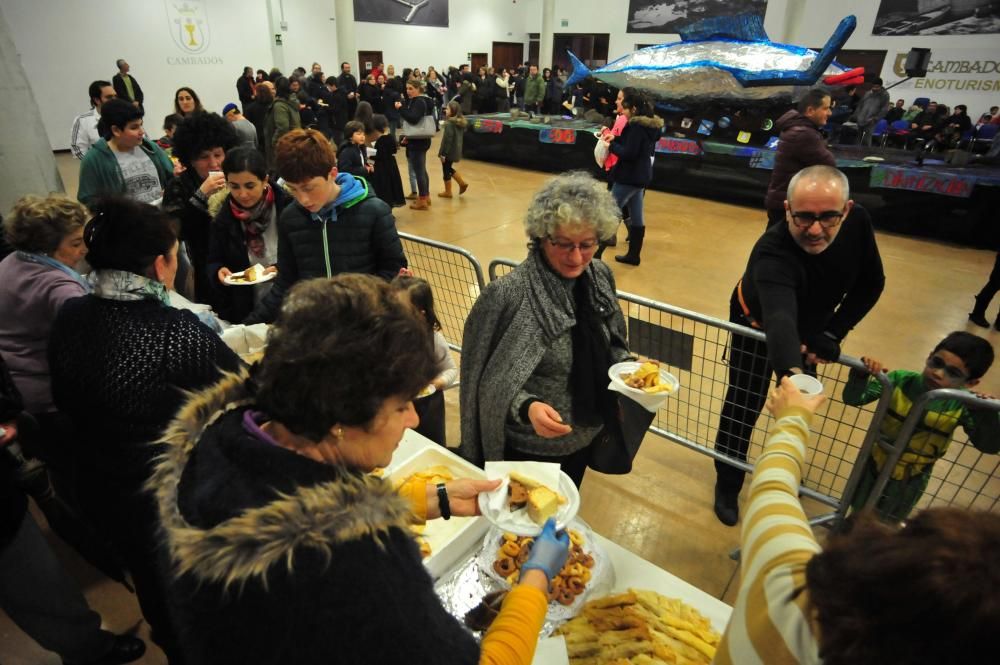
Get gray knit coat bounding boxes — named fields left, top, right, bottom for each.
left=458, top=249, right=631, bottom=467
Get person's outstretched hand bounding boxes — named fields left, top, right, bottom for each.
left=520, top=518, right=570, bottom=581
left=444, top=478, right=501, bottom=517
left=766, top=376, right=826, bottom=417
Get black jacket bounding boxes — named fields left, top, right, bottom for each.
left=337, top=142, right=369, bottom=179
left=609, top=115, right=664, bottom=186
left=112, top=73, right=144, bottom=105
left=236, top=75, right=255, bottom=106
left=245, top=183, right=407, bottom=323
left=244, top=100, right=270, bottom=153
left=765, top=110, right=836, bottom=210
left=399, top=96, right=434, bottom=151
left=152, top=374, right=481, bottom=665
left=0, top=353, right=26, bottom=548
left=318, top=88, right=349, bottom=131
left=207, top=186, right=293, bottom=323
left=738, top=205, right=885, bottom=375
left=163, top=170, right=215, bottom=304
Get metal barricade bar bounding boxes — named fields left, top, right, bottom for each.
left=400, top=232, right=486, bottom=353
left=861, top=388, right=1000, bottom=521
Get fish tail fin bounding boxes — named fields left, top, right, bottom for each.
left=805, top=15, right=857, bottom=81
left=565, top=50, right=592, bottom=87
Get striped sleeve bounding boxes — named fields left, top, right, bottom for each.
left=70, top=113, right=86, bottom=159
left=715, top=407, right=823, bottom=665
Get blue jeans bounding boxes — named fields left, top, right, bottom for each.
left=611, top=183, right=645, bottom=227
left=406, top=145, right=430, bottom=197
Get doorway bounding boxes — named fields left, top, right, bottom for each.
left=551, top=34, right=609, bottom=72
left=492, top=42, right=524, bottom=71
left=470, top=52, right=488, bottom=73
left=358, top=50, right=383, bottom=77
left=528, top=35, right=539, bottom=67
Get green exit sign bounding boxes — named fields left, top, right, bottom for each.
left=561, top=19, right=568, bottom=27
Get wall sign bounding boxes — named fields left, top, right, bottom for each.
left=165, top=0, right=210, bottom=54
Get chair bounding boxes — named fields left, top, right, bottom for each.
left=972, top=123, right=998, bottom=153
left=872, top=119, right=889, bottom=146
left=885, top=119, right=911, bottom=148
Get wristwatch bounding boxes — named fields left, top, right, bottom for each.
left=436, top=482, right=451, bottom=520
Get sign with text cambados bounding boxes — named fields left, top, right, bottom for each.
left=883, top=49, right=1000, bottom=111
left=166, top=1, right=210, bottom=55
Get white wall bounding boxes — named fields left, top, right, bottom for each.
left=550, top=1, right=680, bottom=64
left=352, top=0, right=539, bottom=71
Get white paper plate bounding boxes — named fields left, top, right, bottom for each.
left=416, top=383, right=436, bottom=399
left=608, top=361, right=679, bottom=396
left=223, top=268, right=276, bottom=287
left=477, top=468, right=580, bottom=537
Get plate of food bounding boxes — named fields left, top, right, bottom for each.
left=475, top=520, right=612, bottom=623
left=609, top=360, right=678, bottom=395
left=223, top=264, right=276, bottom=286
left=416, top=383, right=436, bottom=399
left=477, top=461, right=580, bottom=537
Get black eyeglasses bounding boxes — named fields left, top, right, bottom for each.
left=546, top=236, right=599, bottom=253
left=789, top=209, right=846, bottom=229
left=927, top=355, right=968, bottom=381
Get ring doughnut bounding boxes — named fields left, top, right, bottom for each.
left=567, top=563, right=586, bottom=578
left=501, top=541, right=521, bottom=557
left=493, top=556, right=516, bottom=577
left=505, top=570, right=520, bottom=585
left=557, top=587, right=576, bottom=605
left=580, top=553, right=595, bottom=568
left=568, top=530, right=584, bottom=546
left=502, top=532, right=518, bottom=542
left=567, top=576, right=586, bottom=595
left=516, top=542, right=532, bottom=565
left=580, top=567, right=592, bottom=583
left=548, top=578, right=564, bottom=602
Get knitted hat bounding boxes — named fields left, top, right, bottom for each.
left=222, top=103, right=239, bottom=116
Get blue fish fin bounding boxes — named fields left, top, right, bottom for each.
left=734, top=15, right=857, bottom=87
left=565, top=50, right=592, bottom=87
left=678, top=14, right=769, bottom=42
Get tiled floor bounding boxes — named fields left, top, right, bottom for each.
left=2, top=144, right=996, bottom=664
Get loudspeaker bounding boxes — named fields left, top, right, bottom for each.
left=904, top=48, right=931, bottom=78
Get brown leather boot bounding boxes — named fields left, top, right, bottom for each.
left=409, top=196, right=429, bottom=210
left=453, top=171, right=469, bottom=195
left=438, top=180, right=453, bottom=198
left=405, top=192, right=418, bottom=200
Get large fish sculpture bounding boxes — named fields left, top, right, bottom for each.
left=567, top=15, right=859, bottom=105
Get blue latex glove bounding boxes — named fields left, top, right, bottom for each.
left=520, top=518, right=570, bottom=580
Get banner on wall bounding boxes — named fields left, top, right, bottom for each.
left=165, top=0, right=211, bottom=54
left=881, top=48, right=1000, bottom=109
left=626, top=0, right=768, bottom=34
left=872, top=0, right=1000, bottom=36
left=354, top=0, right=449, bottom=28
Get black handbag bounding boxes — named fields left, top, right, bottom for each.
left=588, top=395, right=656, bottom=474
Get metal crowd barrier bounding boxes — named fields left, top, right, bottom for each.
left=489, top=257, right=895, bottom=528
left=399, top=232, right=485, bottom=353
left=860, top=388, right=1000, bottom=522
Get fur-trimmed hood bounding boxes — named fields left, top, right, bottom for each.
left=149, top=371, right=416, bottom=590
left=629, top=114, right=665, bottom=130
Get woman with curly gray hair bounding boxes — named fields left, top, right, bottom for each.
left=459, top=172, right=631, bottom=486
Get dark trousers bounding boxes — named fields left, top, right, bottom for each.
left=975, top=251, right=1000, bottom=309
left=442, top=159, right=455, bottom=181
left=413, top=390, right=446, bottom=446
left=0, top=511, right=114, bottom=663
left=714, top=294, right=774, bottom=495
left=406, top=145, right=430, bottom=196
left=504, top=441, right=591, bottom=489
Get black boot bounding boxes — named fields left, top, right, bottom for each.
left=615, top=226, right=644, bottom=265
left=713, top=483, right=739, bottom=527
left=969, top=295, right=990, bottom=328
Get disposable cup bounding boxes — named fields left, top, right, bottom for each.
left=788, top=373, right=823, bottom=396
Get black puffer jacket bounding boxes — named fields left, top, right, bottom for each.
left=1, top=353, right=26, bottom=548
left=245, top=177, right=407, bottom=324
left=163, top=169, right=215, bottom=304
left=609, top=115, right=664, bottom=186
left=207, top=186, right=293, bottom=323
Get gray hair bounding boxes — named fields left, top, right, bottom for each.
left=787, top=165, right=850, bottom=207
left=523, top=172, right=621, bottom=242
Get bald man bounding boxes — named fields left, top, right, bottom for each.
left=713, top=165, right=886, bottom=525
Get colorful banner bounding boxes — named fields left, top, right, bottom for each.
left=473, top=118, right=504, bottom=133
left=870, top=166, right=976, bottom=198
left=538, top=127, right=577, bottom=144
left=654, top=137, right=703, bottom=156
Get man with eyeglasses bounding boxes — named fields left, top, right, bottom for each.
left=764, top=88, right=836, bottom=228
left=712, top=165, right=886, bottom=526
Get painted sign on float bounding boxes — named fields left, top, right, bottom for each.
left=539, top=128, right=576, bottom=144
left=870, top=165, right=976, bottom=198
left=654, top=137, right=702, bottom=156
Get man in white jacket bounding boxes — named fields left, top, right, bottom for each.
left=70, top=81, right=116, bottom=159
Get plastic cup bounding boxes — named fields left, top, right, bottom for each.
left=788, top=373, right=823, bottom=396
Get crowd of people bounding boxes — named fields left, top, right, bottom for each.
left=0, top=54, right=998, bottom=665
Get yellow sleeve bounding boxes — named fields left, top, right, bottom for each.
left=479, top=585, right=549, bottom=665
left=395, top=477, right=428, bottom=524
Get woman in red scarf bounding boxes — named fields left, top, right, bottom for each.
left=207, top=146, right=292, bottom=322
